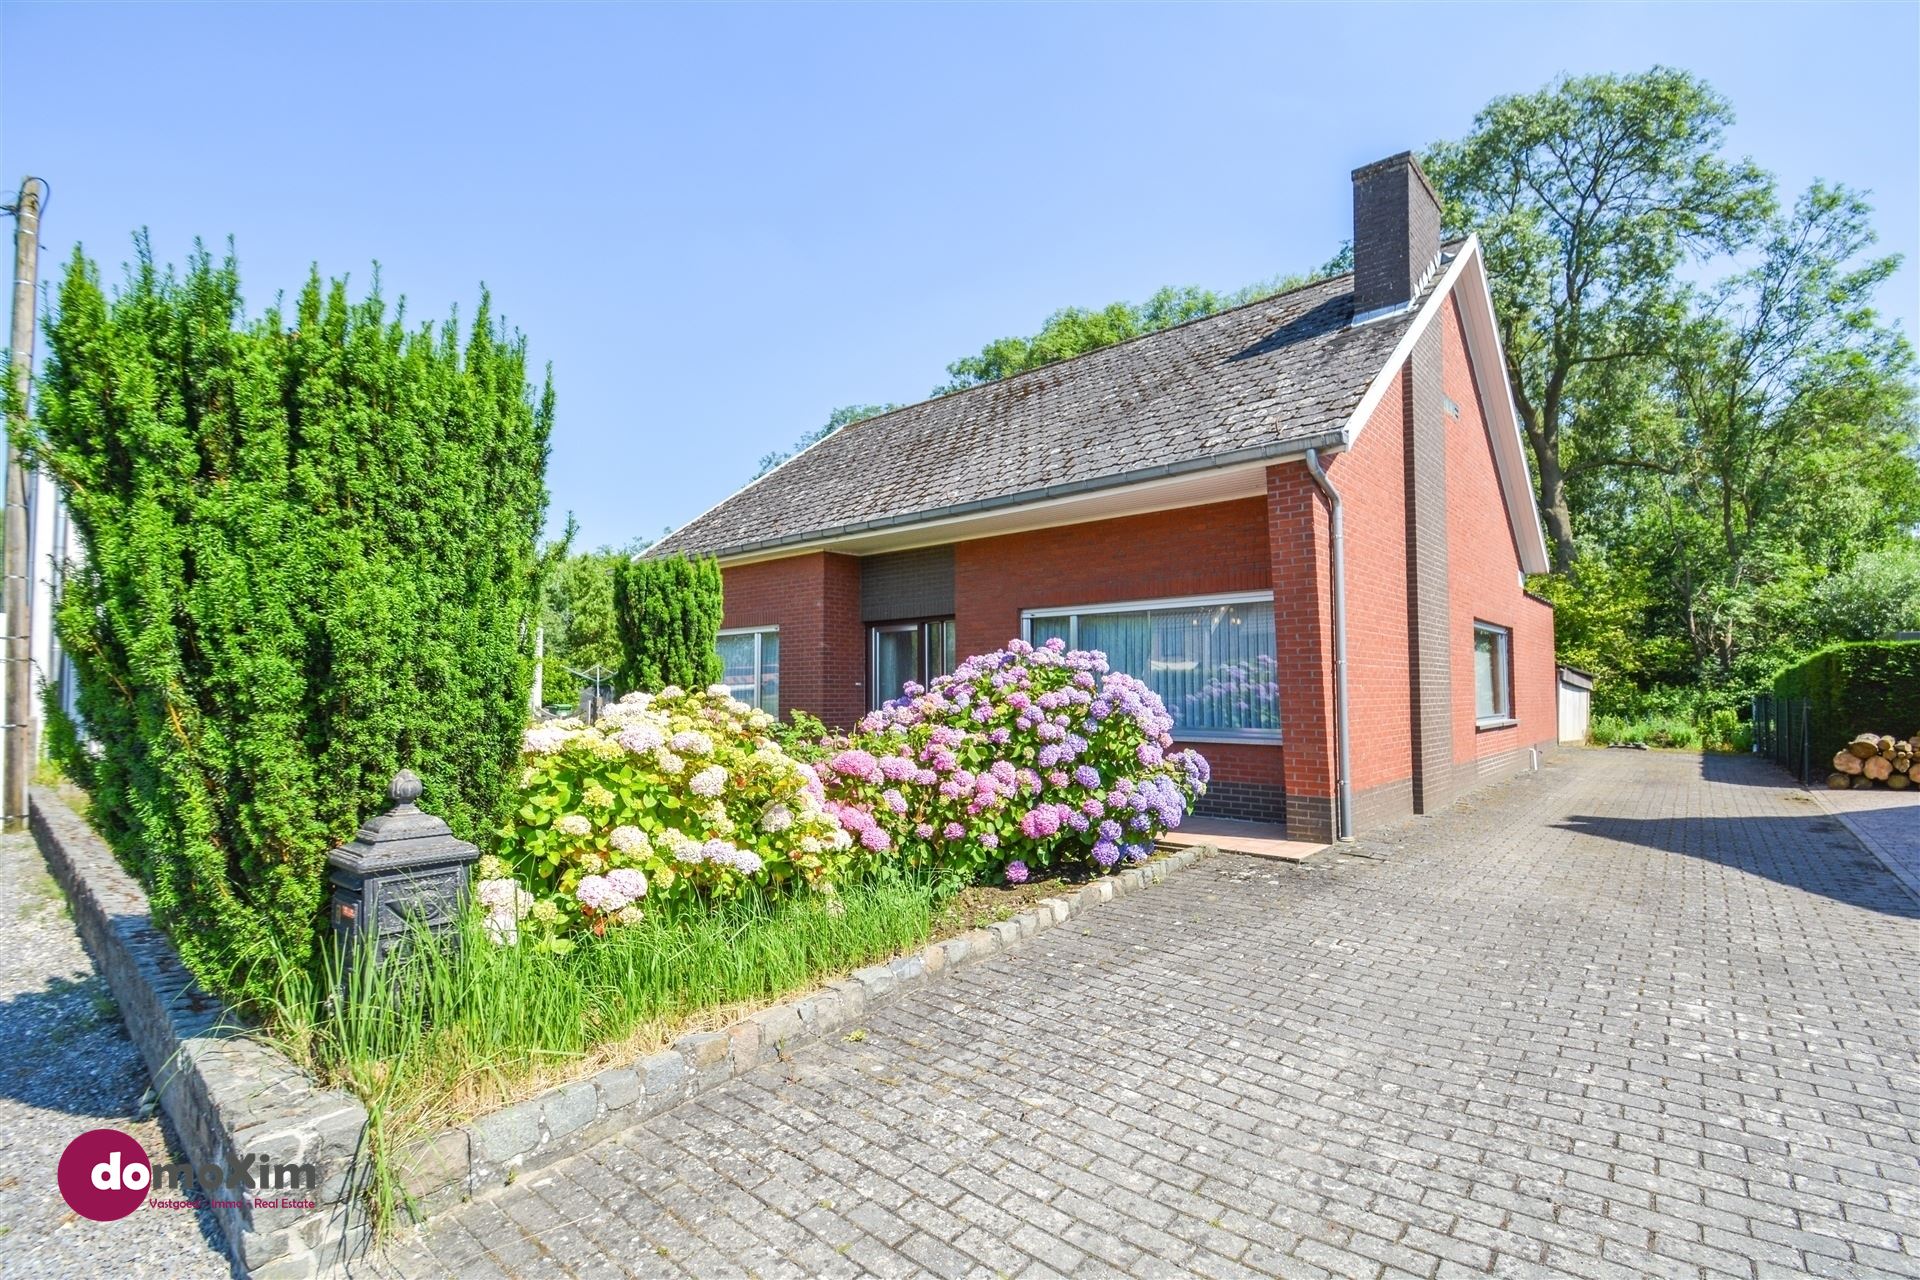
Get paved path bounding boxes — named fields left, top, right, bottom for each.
left=1809, top=781, right=1920, bottom=904
left=374, top=750, right=1920, bottom=1280
left=0, top=830, right=231, bottom=1279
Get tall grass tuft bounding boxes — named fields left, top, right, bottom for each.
left=259, top=871, right=954, bottom=1227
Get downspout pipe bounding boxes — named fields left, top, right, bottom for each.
left=1304, top=448, right=1353, bottom=842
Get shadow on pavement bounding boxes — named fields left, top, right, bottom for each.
left=1554, top=812, right=1920, bottom=919
left=1699, top=751, right=1807, bottom=788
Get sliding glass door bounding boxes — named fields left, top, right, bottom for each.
left=869, top=618, right=956, bottom=709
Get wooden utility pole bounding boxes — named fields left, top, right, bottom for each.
left=4, top=178, right=47, bottom=831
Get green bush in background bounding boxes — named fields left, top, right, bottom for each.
left=1772, top=640, right=1920, bottom=753
left=613, top=553, right=723, bottom=693
left=28, top=241, right=552, bottom=1005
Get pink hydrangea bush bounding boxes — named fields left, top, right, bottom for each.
left=492, top=685, right=855, bottom=944
left=818, top=639, right=1209, bottom=881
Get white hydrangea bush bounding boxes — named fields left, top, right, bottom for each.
left=492, top=685, right=852, bottom=942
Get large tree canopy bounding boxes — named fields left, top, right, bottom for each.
left=1423, top=67, right=1775, bottom=572
left=1591, top=183, right=1918, bottom=691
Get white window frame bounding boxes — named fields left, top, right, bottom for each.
left=1473, top=620, right=1515, bottom=729
left=716, top=625, right=779, bottom=714
left=1019, top=590, right=1281, bottom=745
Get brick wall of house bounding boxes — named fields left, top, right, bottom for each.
left=1438, top=295, right=1556, bottom=775
left=951, top=498, right=1273, bottom=656
left=953, top=496, right=1285, bottom=822
left=1266, top=462, right=1338, bottom=841
left=721, top=553, right=866, bottom=728
left=1322, top=366, right=1413, bottom=823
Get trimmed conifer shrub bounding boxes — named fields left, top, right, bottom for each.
left=27, top=240, right=552, bottom=1004
left=1773, top=640, right=1920, bottom=753
left=613, top=554, right=724, bottom=693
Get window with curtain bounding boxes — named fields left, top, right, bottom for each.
left=1474, top=622, right=1512, bottom=725
left=716, top=627, right=779, bottom=715
left=1023, top=595, right=1279, bottom=740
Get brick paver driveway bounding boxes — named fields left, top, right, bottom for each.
left=377, top=750, right=1920, bottom=1279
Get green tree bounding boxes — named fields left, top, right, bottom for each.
left=931, top=253, right=1350, bottom=396
left=1811, top=542, right=1920, bottom=641
left=613, top=554, right=724, bottom=692
left=754, top=403, right=900, bottom=479
left=28, top=239, right=552, bottom=1003
left=1647, top=183, right=1918, bottom=684
left=539, top=541, right=629, bottom=699
left=1425, top=67, right=1774, bottom=571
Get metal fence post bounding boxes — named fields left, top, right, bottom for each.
left=1799, top=701, right=1810, bottom=783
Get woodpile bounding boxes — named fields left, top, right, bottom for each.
left=1828, top=733, right=1920, bottom=791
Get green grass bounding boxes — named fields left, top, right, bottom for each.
left=259, top=871, right=956, bottom=1227
left=1591, top=712, right=1702, bottom=749
left=1589, top=706, right=1750, bottom=752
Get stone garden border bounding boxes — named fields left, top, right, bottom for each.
left=31, top=783, right=1214, bottom=1277
left=30, top=787, right=369, bottom=1279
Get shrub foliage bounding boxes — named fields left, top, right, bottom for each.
left=613, top=554, right=723, bottom=693
left=491, top=686, right=853, bottom=945
left=29, top=241, right=552, bottom=1002
left=817, top=638, right=1210, bottom=882
left=1773, top=640, right=1920, bottom=752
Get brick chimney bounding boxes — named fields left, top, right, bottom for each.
left=1350, top=152, right=1443, bottom=319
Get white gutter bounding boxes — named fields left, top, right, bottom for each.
left=1303, top=447, right=1353, bottom=842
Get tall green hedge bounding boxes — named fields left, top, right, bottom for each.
left=1773, top=640, right=1920, bottom=753
left=613, top=554, right=723, bottom=692
left=29, top=241, right=552, bottom=1004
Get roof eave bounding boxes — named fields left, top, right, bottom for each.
left=664, top=430, right=1348, bottom=565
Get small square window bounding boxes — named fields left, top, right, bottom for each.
left=1474, top=622, right=1513, bottom=726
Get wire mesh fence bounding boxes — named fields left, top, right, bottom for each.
left=1751, top=693, right=1813, bottom=782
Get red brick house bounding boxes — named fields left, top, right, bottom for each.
left=653, top=152, right=1555, bottom=843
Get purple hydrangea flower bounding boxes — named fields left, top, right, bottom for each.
left=1005, top=860, right=1030, bottom=884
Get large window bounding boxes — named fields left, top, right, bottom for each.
left=716, top=626, right=779, bottom=715
left=1474, top=621, right=1513, bottom=726
left=1023, top=593, right=1279, bottom=742
left=870, top=618, right=956, bottom=709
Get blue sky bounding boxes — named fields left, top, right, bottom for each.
left=3, top=2, right=1915, bottom=550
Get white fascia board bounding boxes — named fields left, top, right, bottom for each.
left=1336, top=235, right=1552, bottom=577
left=1457, top=243, right=1552, bottom=575
left=1338, top=243, right=1474, bottom=451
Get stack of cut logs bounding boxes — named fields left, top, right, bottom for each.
left=1828, top=733, right=1920, bottom=790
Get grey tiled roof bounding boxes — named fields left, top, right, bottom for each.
left=654, top=266, right=1429, bottom=560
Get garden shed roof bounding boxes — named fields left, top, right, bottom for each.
left=653, top=254, right=1445, bottom=564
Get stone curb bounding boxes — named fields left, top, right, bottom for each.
left=32, top=779, right=1215, bottom=1272
left=393, top=844, right=1216, bottom=1217
left=29, top=787, right=373, bottom=1279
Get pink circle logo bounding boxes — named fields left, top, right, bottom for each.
left=57, top=1128, right=152, bottom=1221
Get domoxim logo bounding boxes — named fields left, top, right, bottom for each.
left=56, top=1128, right=152, bottom=1222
